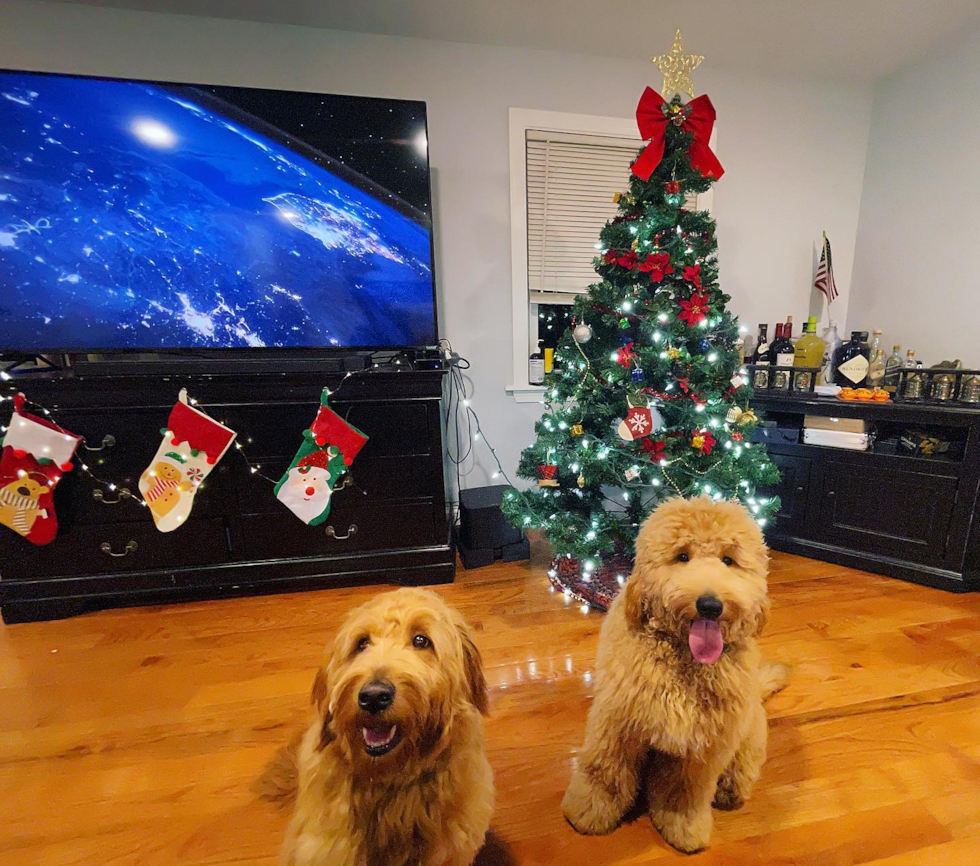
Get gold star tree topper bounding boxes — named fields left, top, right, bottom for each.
left=651, top=28, right=704, bottom=99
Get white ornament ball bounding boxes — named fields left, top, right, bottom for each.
left=573, top=323, right=593, bottom=344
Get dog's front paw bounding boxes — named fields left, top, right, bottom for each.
left=561, top=772, right=623, bottom=836
left=650, top=808, right=712, bottom=854
left=712, top=774, right=744, bottom=811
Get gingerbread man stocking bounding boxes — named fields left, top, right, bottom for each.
left=0, top=394, right=82, bottom=545
left=138, top=390, right=236, bottom=533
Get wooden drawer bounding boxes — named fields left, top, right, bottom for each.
left=0, top=517, right=232, bottom=580
left=225, top=400, right=435, bottom=460
left=237, top=501, right=446, bottom=560
left=56, top=461, right=236, bottom=526
left=233, top=454, right=440, bottom=514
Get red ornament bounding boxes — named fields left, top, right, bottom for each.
left=678, top=292, right=711, bottom=327
left=619, top=405, right=653, bottom=440
left=642, top=438, right=667, bottom=462
left=602, top=249, right=618, bottom=264
left=639, top=251, right=673, bottom=283
left=690, top=429, right=717, bottom=456
left=731, top=431, right=744, bottom=441
left=665, top=181, right=681, bottom=194
left=683, top=263, right=702, bottom=288
left=536, top=464, right=559, bottom=487
left=632, top=88, right=724, bottom=181
left=617, top=342, right=636, bottom=367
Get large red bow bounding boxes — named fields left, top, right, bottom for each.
left=632, top=87, right=724, bottom=182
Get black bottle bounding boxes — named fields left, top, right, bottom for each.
left=833, top=330, right=871, bottom=387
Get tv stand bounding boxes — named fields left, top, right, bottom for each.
left=0, top=365, right=454, bottom=623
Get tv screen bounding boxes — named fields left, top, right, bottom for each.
left=0, top=69, right=437, bottom=352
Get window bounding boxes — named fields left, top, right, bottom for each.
left=507, top=108, right=714, bottom=402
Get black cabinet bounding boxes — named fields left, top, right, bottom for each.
left=816, top=462, right=957, bottom=564
left=0, top=368, right=454, bottom=623
left=755, top=394, right=980, bottom=592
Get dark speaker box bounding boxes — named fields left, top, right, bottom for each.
left=456, top=485, right=528, bottom=569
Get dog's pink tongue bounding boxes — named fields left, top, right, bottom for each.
left=689, top=618, right=724, bottom=664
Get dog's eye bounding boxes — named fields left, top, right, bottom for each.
left=722, top=555, right=735, bottom=567
left=676, top=551, right=690, bottom=563
left=354, top=636, right=370, bottom=653
left=412, top=634, right=431, bottom=650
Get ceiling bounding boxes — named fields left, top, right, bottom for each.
left=51, top=0, right=980, bottom=84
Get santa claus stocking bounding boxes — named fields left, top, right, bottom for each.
left=0, top=394, right=82, bottom=545
left=275, top=389, right=368, bottom=526
left=138, top=390, right=236, bottom=533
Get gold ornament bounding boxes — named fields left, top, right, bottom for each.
left=667, top=346, right=682, bottom=360
left=612, top=191, right=622, bottom=204
left=737, top=408, right=757, bottom=426
left=570, top=424, right=584, bottom=436
left=577, top=473, right=585, bottom=488
left=651, top=28, right=704, bottom=99
left=631, top=238, right=639, bottom=250
left=690, top=433, right=706, bottom=451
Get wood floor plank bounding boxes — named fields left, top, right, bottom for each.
left=1, top=544, right=979, bottom=865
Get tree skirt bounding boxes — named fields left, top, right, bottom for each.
left=550, top=552, right=634, bottom=612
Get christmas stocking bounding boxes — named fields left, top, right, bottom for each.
left=138, top=389, right=236, bottom=533
left=0, top=393, right=82, bottom=545
left=275, top=389, right=368, bottom=526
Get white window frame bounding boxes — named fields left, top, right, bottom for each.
left=506, top=107, right=715, bottom=402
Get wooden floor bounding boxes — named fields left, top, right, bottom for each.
left=3, top=540, right=980, bottom=866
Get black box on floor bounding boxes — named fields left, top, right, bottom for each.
left=456, top=485, right=529, bottom=569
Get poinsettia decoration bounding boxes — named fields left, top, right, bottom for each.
left=639, top=251, right=673, bottom=283
left=642, top=438, right=667, bottom=462
left=616, top=342, right=636, bottom=368
left=683, top=263, right=702, bottom=288
left=617, top=250, right=639, bottom=269
left=690, top=429, right=717, bottom=455
left=678, top=292, right=712, bottom=327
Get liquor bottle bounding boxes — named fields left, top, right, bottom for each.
left=884, top=344, right=903, bottom=393
left=529, top=339, right=545, bottom=385
left=903, top=349, right=924, bottom=399
left=769, top=322, right=795, bottom=389
left=832, top=330, right=871, bottom=387
left=820, top=320, right=842, bottom=385
left=784, top=316, right=796, bottom=347
left=793, top=316, right=823, bottom=390
left=752, top=324, right=770, bottom=388
left=867, top=330, right=886, bottom=389
left=794, top=316, right=824, bottom=368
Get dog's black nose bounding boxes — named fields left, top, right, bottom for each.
left=358, top=680, right=395, bottom=714
left=696, top=595, right=723, bottom=620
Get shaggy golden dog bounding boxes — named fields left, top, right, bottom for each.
left=279, top=588, right=493, bottom=866
left=562, top=496, right=788, bottom=853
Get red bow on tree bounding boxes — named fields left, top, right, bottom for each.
left=632, top=87, right=724, bottom=182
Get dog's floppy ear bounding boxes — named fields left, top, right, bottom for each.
left=753, top=594, right=771, bottom=638
left=310, top=667, right=335, bottom=751
left=623, top=572, right=648, bottom=630
left=457, top=623, right=489, bottom=715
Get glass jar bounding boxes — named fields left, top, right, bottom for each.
left=961, top=375, right=980, bottom=404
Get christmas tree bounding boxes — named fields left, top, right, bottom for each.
left=503, top=30, right=780, bottom=610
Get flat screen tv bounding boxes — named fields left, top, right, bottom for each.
left=0, top=69, right=437, bottom=353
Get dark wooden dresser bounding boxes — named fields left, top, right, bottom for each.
left=753, top=393, right=980, bottom=592
left=0, top=368, right=453, bottom=623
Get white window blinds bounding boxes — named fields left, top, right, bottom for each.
left=525, top=129, right=701, bottom=305
left=526, top=129, right=640, bottom=303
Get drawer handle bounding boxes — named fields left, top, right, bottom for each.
left=826, top=490, right=836, bottom=498
left=99, top=540, right=138, bottom=557
left=83, top=434, right=116, bottom=452
left=93, top=487, right=131, bottom=505
left=325, top=524, right=358, bottom=540
left=795, top=486, right=805, bottom=494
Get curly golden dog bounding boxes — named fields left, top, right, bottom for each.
left=562, top=496, right=788, bottom=853
left=280, top=588, right=494, bottom=866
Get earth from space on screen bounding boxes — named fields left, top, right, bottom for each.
left=0, top=72, right=435, bottom=350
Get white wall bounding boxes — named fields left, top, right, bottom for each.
left=0, top=0, right=873, bottom=487
left=849, top=23, right=980, bottom=366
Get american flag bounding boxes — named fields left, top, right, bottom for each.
left=814, top=232, right=838, bottom=303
